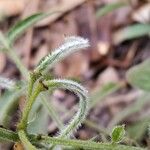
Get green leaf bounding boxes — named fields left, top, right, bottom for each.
left=126, top=59, right=150, bottom=91
left=96, top=2, right=127, bottom=18
left=111, top=125, right=125, bottom=143
left=113, top=24, right=150, bottom=44
left=34, top=36, right=89, bottom=73
left=7, top=12, right=59, bottom=44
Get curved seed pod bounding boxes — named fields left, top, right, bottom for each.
left=34, top=36, right=89, bottom=73
left=43, top=79, right=89, bottom=138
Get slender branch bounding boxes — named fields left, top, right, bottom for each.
left=0, top=127, right=145, bottom=150
left=43, top=79, right=89, bottom=138
left=40, top=136, right=145, bottom=150
left=0, top=34, right=65, bottom=132
left=18, top=81, right=46, bottom=130
left=27, top=72, right=41, bottom=98
left=7, top=49, right=29, bottom=79
left=0, top=127, right=19, bottom=142
left=18, top=130, right=36, bottom=150
left=0, top=33, right=29, bottom=79
left=0, top=32, right=29, bottom=79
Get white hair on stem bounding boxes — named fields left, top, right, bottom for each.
left=43, top=79, right=89, bottom=138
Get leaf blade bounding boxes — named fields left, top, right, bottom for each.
left=111, top=125, right=125, bottom=143
left=7, top=12, right=59, bottom=44
left=113, top=24, right=150, bottom=44
left=96, top=2, right=127, bottom=18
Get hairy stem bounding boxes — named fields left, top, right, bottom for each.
left=27, top=72, right=41, bottom=98
left=40, top=136, right=145, bottom=150
left=0, top=127, right=145, bottom=150
left=18, top=130, right=36, bottom=150
left=18, top=81, right=46, bottom=130
left=0, top=127, right=19, bottom=142
left=43, top=79, right=89, bottom=138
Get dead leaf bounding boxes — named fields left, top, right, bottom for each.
left=36, top=0, right=88, bottom=27
left=132, top=4, right=150, bottom=23
left=97, top=67, right=119, bottom=85
left=0, top=0, right=24, bottom=17
left=0, top=52, right=6, bottom=73
left=54, top=52, right=88, bottom=77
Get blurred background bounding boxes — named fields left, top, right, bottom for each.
left=0, top=0, right=150, bottom=149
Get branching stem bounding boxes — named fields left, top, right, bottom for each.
left=18, top=130, right=36, bottom=150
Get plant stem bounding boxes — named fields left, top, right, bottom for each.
left=0, top=127, right=145, bottom=150
left=28, top=72, right=39, bottom=98
left=0, top=127, right=19, bottom=142
left=18, top=81, right=46, bottom=130
left=1, top=32, right=66, bottom=134
left=43, top=79, right=89, bottom=138
left=7, top=49, right=29, bottom=80
left=18, top=130, right=36, bottom=150
left=0, top=32, right=29, bottom=79
left=40, top=136, right=145, bottom=150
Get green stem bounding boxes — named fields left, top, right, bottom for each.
left=28, top=72, right=39, bottom=98
left=0, top=127, right=145, bottom=150
left=1, top=31, right=65, bottom=133
left=18, top=130, right=36, bottom=150
left=43, top=79, right=89, bottom=138
left=40, top=136, right=145, bottom=150
left=18, top=82, right=46, bottom=130
left=7, top=49, right=29, bottom=80
left=0, top=32, right=29, bottom=79
left=0, top=127, right=19, bottom=142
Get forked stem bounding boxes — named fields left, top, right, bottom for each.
left=18, top=130, right=36, bottom=150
